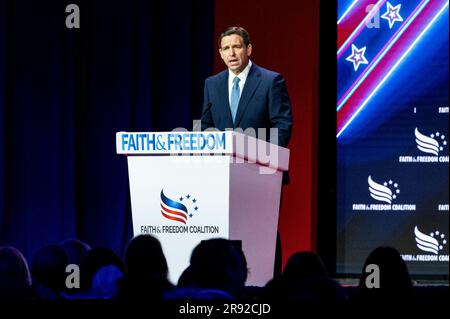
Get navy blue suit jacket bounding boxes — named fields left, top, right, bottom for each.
left=201, top=63, right=293, bottom=148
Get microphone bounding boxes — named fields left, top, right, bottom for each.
left=199, top=102, right=214, bottom=131
left=202, top=102, right=213, bottom=117
left=193, top=102, right=213, bottom=131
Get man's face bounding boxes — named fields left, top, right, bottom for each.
left=219, top=34, right=252, bottom=75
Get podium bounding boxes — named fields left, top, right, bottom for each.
left=116, top=130, right=289, bottom=286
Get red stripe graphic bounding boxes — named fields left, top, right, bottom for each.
left=337, top=0, right=446, bottom=134
left=339, top=0, right=382, bottom=46
left=337, top=0, right=386, bottom=59
left=161, top=211, right=187, bottom=224
left=160, top=203, right=188, bottom=224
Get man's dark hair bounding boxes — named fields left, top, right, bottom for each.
left=218, top=26, right=251, bottom=48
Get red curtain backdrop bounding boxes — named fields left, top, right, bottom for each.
left=214, top=0, right=320, bottom=267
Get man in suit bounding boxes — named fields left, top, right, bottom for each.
left=201, top=26, right=292, bottom=148
left=201, top=26, right=293, bottom=277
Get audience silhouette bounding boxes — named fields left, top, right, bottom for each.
left=59, top=238, right=91, bottom=270
left=0, top=240, right=447, bottom=306
left=72, top=247, right=125, bottom=299
left=59, top=238, right=92, bottom=297
left=0, top=246, right=32, bottom=299
left=167, top=238, right=248, bottom=299
left=264, top=251, right=347, bottom=301
left=358, top=246, right=413, bottom=302
left=118, top=234, right=173, bottom=301
left=31, top=244, right=69, bottom=299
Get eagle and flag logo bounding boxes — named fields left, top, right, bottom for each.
left=160, top=190, right=199, bottom=224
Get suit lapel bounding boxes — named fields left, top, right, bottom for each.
left=217, top=71, right=234, bottom=128
left=234, top=64, right=261, bottom=127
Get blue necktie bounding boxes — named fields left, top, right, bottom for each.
left=230, top=77, right=240, bottom=123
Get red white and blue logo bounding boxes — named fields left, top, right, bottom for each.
left=160, top=189, right=199, bottom=224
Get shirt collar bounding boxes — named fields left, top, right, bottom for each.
left=228, top=60, right=252, bottom=82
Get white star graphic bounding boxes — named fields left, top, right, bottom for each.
left=381, top=2, right=404, bottom=29
left=346, top=44, right=369, bottom=72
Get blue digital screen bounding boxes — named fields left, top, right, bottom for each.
left=337, top=0, right=449, bottom=275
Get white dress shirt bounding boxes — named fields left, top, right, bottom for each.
left=227, top=60, right=252, bottom=106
